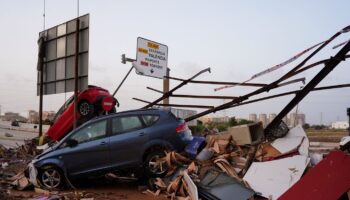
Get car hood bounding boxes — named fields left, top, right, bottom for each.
left=34, top=142, right=59, bottom=161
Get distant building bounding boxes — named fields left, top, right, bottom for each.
left=259, top=114, right=268, bottom=128
left=199, top=115, right=212, bottom=124
left=211, top=116, right=230, bottom=123
left=268, top=113, right=277, bottom=123
left=3, top=112, right=26, bottom=122
left=42, top=111, right=56, bottom=121
left=289, top=113, right=305, bottom=127
left=198, top=115, right=230, bottom=124
left=249, top=113, right=257, bottom=122
left=283, top=115, right=289, bottom=125
left=28, top=110, right=39, bottom=123
left=331, top=121, right=349, bottom=129
left=169, top=108, right=197, bottom=126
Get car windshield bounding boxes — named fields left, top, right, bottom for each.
left=52, top=95, right=74, bottom=124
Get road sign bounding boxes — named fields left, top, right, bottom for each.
left=37, top=14, right=89, bottom=95
left=134, top=37, right=168, bottom=79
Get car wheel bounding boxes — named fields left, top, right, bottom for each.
left=39, top=166, right=65, bottom=190
left=144, top=151, right=168, bottom=178
left=79, top=101, right=94, bottom=117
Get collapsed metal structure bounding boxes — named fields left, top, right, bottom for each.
left=134, top=26, right=350, bottom=139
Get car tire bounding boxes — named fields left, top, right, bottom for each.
left=38, top=166, right=65, bottom=190
left=78, top=100, right=94, bottom=118
left=144, top=151, right=168, bottom=178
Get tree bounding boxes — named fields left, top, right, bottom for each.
left=303, top=123, right=310, bottom=129
left=229, top=117, right=237, bottom=126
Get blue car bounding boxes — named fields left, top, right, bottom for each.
left=31, top=109, right=193, bottom=189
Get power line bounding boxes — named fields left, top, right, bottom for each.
left=43, top=0, right=46, bottom=30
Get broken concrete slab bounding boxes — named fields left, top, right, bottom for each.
left=279, top=151, right=350, bottom=200
left=243, top=155, right=310, bottom=200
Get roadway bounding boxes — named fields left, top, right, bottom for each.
left=0, top=120, right=47, bottom=148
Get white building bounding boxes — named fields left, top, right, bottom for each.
left=331, top=121, right=349, bottom=129
left=168, top=108, right=197, bottom=126
left=249, top=113, right=257, bottom=122
left=258, top=114, right=268, bottom=128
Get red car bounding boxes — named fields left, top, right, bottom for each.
left=47, top=85, right=118, bottom=141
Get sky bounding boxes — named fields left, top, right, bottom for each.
left=0, top=0, right=349, bottom=125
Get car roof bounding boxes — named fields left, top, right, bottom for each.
left=88, top=108, right=170, bottom=122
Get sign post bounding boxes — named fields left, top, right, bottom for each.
left=163, top=68, right=170, bottom=104
left=73, top=19, right=80, bottom=128
left=347, top=108, right=350, bottom=136
left=36, top=14, right=89, bottom=136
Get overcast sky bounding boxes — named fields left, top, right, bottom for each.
left=0, top=0, right=349, bottom=125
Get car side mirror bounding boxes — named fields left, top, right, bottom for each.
left=66, top=139, right=78, bottom=147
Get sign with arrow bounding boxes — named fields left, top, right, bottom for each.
left=134, top=37, right=168, bottom=79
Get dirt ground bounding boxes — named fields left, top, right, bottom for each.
left=4, top=178, right=167, bottom=200
left=306, top=129, right=348, bottom=143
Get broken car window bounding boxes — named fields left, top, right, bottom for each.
left=69, top=120, right=107, bottom=144
left=142, top=115, right=160, bottom=126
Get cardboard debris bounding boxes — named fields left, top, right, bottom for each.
left=243, top=155, right=310, bottom=200
left=149, top=123, right=260, bottom=200
left=154, top=177, right=167, bottom=189
left=214, top=158, right=239, bottom=179
left=227, top=122, right=263, bottom=145
left=255, top=142, right=282, bottom=161
left=34, top=187, right=51, bottom=196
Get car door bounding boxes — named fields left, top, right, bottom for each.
left=59, top=119, right=110, bottom=176
left=109, top=115, right=148, bottom=167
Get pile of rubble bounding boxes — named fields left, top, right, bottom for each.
left=0, top=140, right=37, bottom=199
left=148, top=123, right=350, bottom=200
left=1, top=123, right=350, bottom=200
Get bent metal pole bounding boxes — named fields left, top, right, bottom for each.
left=265, top=40, right=350, bottom=134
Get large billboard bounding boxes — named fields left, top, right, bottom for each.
left=37, top=14, right=89, bottom=95
left=133, top=37, right=168, bottom=79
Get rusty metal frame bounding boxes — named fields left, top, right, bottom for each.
left=185, top=27, right=350, bottom=122
left=229, top=83, right=350, bottom=108
left=133, top=26, right=350, bottom=136
left=133, top=97, right=214, bottom=109
left=265, top=40, right=350, bottom=135
left=166, top=76, right=267, bottom=87
left=142, top=67, right=211, bottom=108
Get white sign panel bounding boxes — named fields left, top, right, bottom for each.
left=134, top=37, right=168, bottom=79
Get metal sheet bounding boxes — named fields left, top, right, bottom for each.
left=243, top=155, right=310, bottom=200
left=271, top=125, right=309, bottom=156
left=279, top=151, right=350, bottom=200
left=200, top=170, right=255, bottom=200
